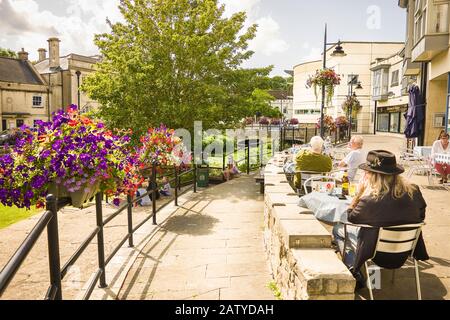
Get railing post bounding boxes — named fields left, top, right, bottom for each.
left=222, top=144, right=226, bottom=171
left=247, top=144, right=250, bottom=175
left=45, top=194, right=62, bottom=300
left=193, top=164, right=197, bottom=193
left=126, top=194, right=134, bottom=248
left=152, top=164, right=157, bottom=225
left=174, top=166, right=178, bottom=207
left=95, top=193, right=107, bottom=288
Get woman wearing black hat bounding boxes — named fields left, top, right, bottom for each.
left=333, top=150, right=429, bottom=288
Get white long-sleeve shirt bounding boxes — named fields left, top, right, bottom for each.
left=431, top=140, right=450, bottom=164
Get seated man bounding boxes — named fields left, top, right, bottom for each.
left=294, top=136, right=332, bottom=190
left=338, top=135, right=366, bottom=182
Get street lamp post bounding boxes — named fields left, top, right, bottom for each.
left=320, top=24, right=346, bottom=138
left=347, top=75, right=363, bottom=140
left=75, top=71, right=81, bottom=109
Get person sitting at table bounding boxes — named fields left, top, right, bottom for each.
left=332, top=150, right=429, bottom=288
left=294, top=136, right=332, bottom=189
left=338, top=135, right=366, bottom=182
left=431, top=130, right=450, bottom=184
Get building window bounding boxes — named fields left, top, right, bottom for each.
left=32, top=96, right=43, bottom=107
left=377, top=113, right=389, bottom=132
left=373, top=70, right=381, bottom=97
left=390, top=113, right=401, bottom=133
left=348, top=74, right=359, bottom=84
left=400, top=112, right=407, bottom=133
left=16, top=119, right=24, bottom=128
left=391, top=70, right=399, bottom=87
left=1, top=119, right=7, bottom=131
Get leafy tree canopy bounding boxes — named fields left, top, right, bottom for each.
left=0, top=48, right=18, bottom=58
left=82, top=0, right=273, bottom=141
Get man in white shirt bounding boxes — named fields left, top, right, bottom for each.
left=339, top=136, right=366, bottom=182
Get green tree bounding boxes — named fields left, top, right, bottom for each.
left=82, top=0, right=272, bottom=140
left=247, top=89, right=282, bottom=119
left=0, top=48, right=18, bottom=58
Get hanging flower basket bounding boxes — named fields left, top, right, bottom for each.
left=48, top=181, right=100, bottom=208
left=316, top=115, right=337, bottom=133
left=335, top=116, right=350, bottom=129
left=138, top=125, right=191, bottom=170
left=306, top=68, right=341, bottom=106
left=342, top=95, right=362, bottom=118
left=0, top=105, right=141, bottom=209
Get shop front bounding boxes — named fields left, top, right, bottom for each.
left=376, top=105, right=408, bottom=135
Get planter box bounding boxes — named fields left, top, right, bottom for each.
left=48, top=181, right=100, bottom=208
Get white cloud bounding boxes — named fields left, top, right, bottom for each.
left=221, top=0, right=289, bottom=57
left=249, top=16, right=289, bottom=56
left=300, top=47, right=322, bottom=62
left=222, top=0, right=261, bottom=18
left=1, top=0, right=288, bottom=61
left=0, top=0, right=122, bottom=60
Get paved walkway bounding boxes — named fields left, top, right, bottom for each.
left=117, top=174, right=275, bottom=300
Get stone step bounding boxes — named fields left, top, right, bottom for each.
left=291, top=248, right=355, bottom=299
left=265, top=192, right=299, bottom=208
left=272, top=204, right=314, bottom=221
left=265, top=185, right=295, bottom=194
left=278, top=219, right=331, bottom=249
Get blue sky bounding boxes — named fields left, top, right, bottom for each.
left=0, top=0, right=406, bottom=76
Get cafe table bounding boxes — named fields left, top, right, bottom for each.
left=298, top=191, right=352, bottom=223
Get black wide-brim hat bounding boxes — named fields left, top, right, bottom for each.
left=359, top=150, right=405, bottom=175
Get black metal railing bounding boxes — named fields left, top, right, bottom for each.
left=0, top=165, right=197, bottom=300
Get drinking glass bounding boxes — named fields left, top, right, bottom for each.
left=349, top=183, right=357, bottom=197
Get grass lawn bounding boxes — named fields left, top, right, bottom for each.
left=0, top=205, right=42, bottom=230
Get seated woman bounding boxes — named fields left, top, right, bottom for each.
left=293, top=136, right=332, bottom=189
left=431, top=130, right=450, bottom=184
left=159, top=176, right=171, bottom=197
left=333, top=150, right=429, bottom=287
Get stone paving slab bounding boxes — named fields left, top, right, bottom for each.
left=116, top=174, right=275, bottom=300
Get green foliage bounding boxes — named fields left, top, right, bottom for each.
left=247, top=89, right=282, bottom=119
left=267, top=281, right=283, bottom=300
left=0, top=48, right=18, bottom=58
left=82, top=0, right=272, bottom=140
left=0, top=205, right=41, bottom=230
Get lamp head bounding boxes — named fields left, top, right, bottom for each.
left=331, top=40, right=346, bottom=57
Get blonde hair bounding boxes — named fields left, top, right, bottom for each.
left=363, top=172, right=416, bottom=199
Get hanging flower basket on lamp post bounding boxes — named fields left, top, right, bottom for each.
left=342, top=95, right=362, bottom=118
left=306, top=68, right=341, bottom=106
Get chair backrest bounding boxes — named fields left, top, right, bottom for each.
left=372, top=223, right=424, bottom=258
left=303, top=175, right=339, bottom=195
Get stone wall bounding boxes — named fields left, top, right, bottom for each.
left=263, top=153, right=355, bottom=300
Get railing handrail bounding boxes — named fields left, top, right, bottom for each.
left=0, top=165, right=198, bottom=300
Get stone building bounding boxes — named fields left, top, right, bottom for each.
left=0, top=49, right=49, bottom=131
left=34, top=38, right=101, bottom=115
left=0, top=38, right=101, bottom=131
left=370, top=52, right=411, bottom=138
left=398, top=0, right=450, bottom=146
left=292, top=41, right=404, bottom=134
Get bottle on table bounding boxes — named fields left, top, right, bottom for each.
left=342, top=171, right=349, bottom=196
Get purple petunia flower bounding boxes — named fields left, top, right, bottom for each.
left=113, top=198, right=121, bottom=206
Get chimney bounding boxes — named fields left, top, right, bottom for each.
left=48, top=37, right=61, bottom=69
left=18, top=48, right=29, bottom=61
left=38, top=48, right=47, bottom=62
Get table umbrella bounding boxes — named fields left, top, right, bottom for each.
left=404, top=85, right=425, bottom=139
